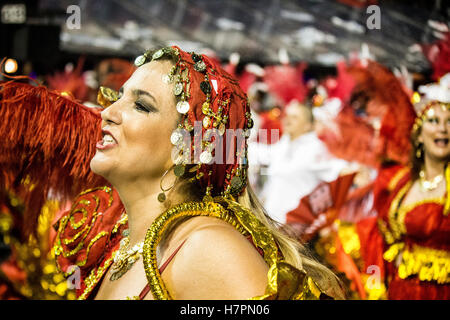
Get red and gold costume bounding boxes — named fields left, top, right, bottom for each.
left=357, top=164, right=450, bottom=299
left=1, top=46, right=340, bottom=300
left=52, top=186, right=333, bottom=300
left=285, top=58, right=450, bottom=300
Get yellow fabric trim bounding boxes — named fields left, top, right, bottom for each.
left=387, top=167, right=410, bottom=192
left=387, top=182, right=412, bottom=241
left=444, top=165, right=450, bottom=216
left=397, top=244, right=450, bottom=284
left=383, top=243, right=450, bottom=284
left=78, top=249, right=118, bottom=300
left=141, top=197, right=324, bottom=300
left=383, top=242, right=405, bottom=263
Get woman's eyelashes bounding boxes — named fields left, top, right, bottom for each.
left=427, top=117, right=438, bottom=124
left=426, top=117, right=450, bottom=126
left=134, top=100, right=156, bottom=113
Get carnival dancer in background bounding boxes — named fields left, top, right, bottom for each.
left=356, top=75, right=450, bottom=299
left=249, top=100, right=349, bottom=224
left=286, top=58, right=419, bottom=299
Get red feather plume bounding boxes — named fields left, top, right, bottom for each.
left=0, top=80, right=107, bottom=238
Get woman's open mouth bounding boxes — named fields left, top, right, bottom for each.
left=434, top=138, right=449, bottom=148
left=96, top=131, right=118, bottom=150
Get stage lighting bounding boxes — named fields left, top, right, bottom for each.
left=4, top=58, right=18, bottom=73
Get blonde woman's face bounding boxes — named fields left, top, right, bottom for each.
left=90, top=60, right=179, bottom=183
left=419, top=105, right=450, bottom=162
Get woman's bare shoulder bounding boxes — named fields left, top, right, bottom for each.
left=161, top=216, right=269, bottom=299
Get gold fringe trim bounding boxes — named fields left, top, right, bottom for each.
left=398, top=244, right=450, bottom=284
left=444, top=165, right=450, bottom=216
left=383, top=243, right=450, bottom=284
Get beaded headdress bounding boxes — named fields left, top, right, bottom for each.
left=413, top=73, right=450, bottom=133
left=99, top=46, right=253, bottom=200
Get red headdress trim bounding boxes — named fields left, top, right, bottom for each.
left=132, top=46, right=253, bottom=198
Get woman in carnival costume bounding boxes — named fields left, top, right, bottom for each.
left=357, top=74, right=450, bottom=299
left=0, top=47, right=344, bottom=300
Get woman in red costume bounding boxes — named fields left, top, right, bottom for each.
left=0, top=47, right=344, bottom=300
left=286, top=58, right=449, bottom=299
left=357, top=77, right=450, bottom=299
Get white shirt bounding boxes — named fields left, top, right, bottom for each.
left=248, top=131, right=349, bottom=224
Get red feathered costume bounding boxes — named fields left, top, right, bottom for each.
left=1, top=46, right=256, bottom=300
left=319, top=60, right=416, bottom=168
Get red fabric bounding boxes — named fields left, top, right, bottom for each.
left=173, top=47, right=251, bottom=196
left=356, top=216, right=386, bottom=279
left=54, top=187, right=125, bottom=293
left=286, top=173, right=356, bottom=240
left=356, top=164, right=408, bottom=280
left=357, top=165, right=450, bottom=299
left=319, top=61, right=416, bottom=167
left=388, top=273, right=450, bottom=300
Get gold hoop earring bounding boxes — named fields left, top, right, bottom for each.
left=158, top=166, right=177, bottom=202
left=415, top=142, right=423, bottom=159
left=416, top=148, right=422, bottom=159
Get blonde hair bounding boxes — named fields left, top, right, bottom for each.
left=237, top=184, right=346, bottom=299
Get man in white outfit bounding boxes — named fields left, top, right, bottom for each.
left=248, top=100, right=349, bottom=224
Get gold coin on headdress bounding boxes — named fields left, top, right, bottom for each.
left=174, top=165, right=185, bottom=177
left=218, top=123, right=226, bottom=136
left=170, top=130, right=183, bottom=145
left=202, top=102, right=210, bottom=115
left=97, top=86, right=119, bottom=108
left=230, top=176, right=243, bottom=189
left=203, top=116, right=211, bottom=128
left=134, top=55, right=146, bottom=67
left=184, top=119, right=194, bottom=131
left=176, top=101, right=190, bottom=114
left=200, top=151, right=213, bottom=164
left=174, top=83, right=183, bottom=96
left=152, top=49, right=164, bottom=60
left=157, top=193, right=166, bottom=202
left=162, top=74, right=172, bottom=84
left=194, top=61, right=206, bottom=72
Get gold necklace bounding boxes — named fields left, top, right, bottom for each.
left=419, top=170, right=443, bottom=191
left=110, top=236, right=144, bottom=281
